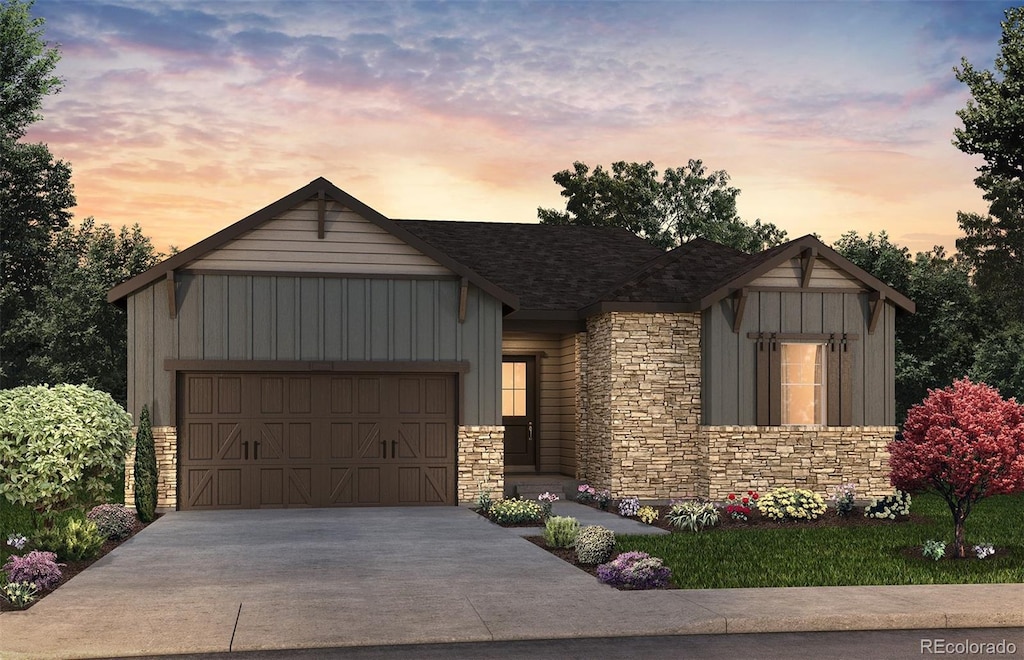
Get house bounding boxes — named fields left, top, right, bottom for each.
left=108, top=177, right=915, bottom=510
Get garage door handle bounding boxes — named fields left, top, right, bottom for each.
left=242, top=441, right=248, bottom=460
left=391, top=440, right=397, bottom=459
left=254, top=440, right=260, bottom=460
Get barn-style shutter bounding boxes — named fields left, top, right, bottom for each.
left=826, top=334, right=853, bottom=426
left=755, top=333, right=781, bottom=425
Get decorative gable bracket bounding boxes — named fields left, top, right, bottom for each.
left=868, top=291, right=885, bottom=334
left=800, top=247, right=817, bottom=288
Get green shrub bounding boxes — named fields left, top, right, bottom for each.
left=86, top=504, right=137, bottom=540
left=488, top=498, right=544, bottom=524
left=134, top=404, right=158, bottom=523
left=666, top=500, right=720, bottom=531
left=543, top=516, right=580, bottom=548
left=864, top=490, right=912, bottom=519
left=759, top=487, right=827, bottom=521
left=575, top=525, right=615, bottom=564
left=34, top=518, right=105, bottom=561
left=0, top=384, right=132, bottom=515
left=922, top=539, right=946, bottom=561
left=476, top=491, right=494, bottom=514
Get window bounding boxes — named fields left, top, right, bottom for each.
left=780, top=343, right=825, bottom=425
left=754, top=333, right=854, bottom=426
left=502, top=361, right=527, bottom=416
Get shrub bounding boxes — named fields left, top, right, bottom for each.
left=724, top=491, right=758, bottom=521
left=864, top=491, right=912, bottom=519
left=758, top=487, right=827, bottom=521
left=488, top=498, right=544, bottom=525
left=0, top=384, right=133, bottom=515
left=542, top=516, right=580, bottom=548
left=537, top=492, right=559, bottom=517
left=830, top=483, right=857, bottom=516
left=618, top=496, right=640, bottom=518
left=0, top=580, right=38, bottom=608
left=87, top=503, right=137, bottom=540
left=134, top=404, right=158, bottom=523
left=922, top=539, right=946, bottom=561
left=667, top=500, right=720, bottom=531
left=891, top=379, right=1024, bottom=557
left=575, top=525, right=615, bottom=564
left=34, top=518, right=105, bottom=561
left=595, top=489, right=611, bottom=510
left=637, top=505, right=659, bottom=525
left=597, top=551, right=672, bottom=590
left=576, top=484, right=597, bottom=504
left=476, top=491, right=493, bottom=514
left=974, top=543, right=995, bottom=560
left=2, top=550, right=63, bottom=590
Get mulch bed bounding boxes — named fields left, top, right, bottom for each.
left=1, top=514, right=159, bottom=612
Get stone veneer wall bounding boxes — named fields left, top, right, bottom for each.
left=457, top=425, right=504, bottom=503
left=704, top=425, right=896, bottom=500
left=578, top=312, right=706, bottom=498
left=124, top=426, right=178, bottom=511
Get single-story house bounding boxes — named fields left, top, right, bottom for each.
left=108, top=177, right=914, bottom=510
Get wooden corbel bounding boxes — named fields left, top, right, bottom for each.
left=458, top=277, right=468, bottom=323
left=732, top=288, right=748, bottom=333
left=868, top=291, right=885, bottom=334
left=800, top=247, right=817, bottom=289
left=165, top=271, right=177, bottom=319
left=316, top=189, right=326, bottom=239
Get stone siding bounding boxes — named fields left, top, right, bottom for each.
left=124, top=426, right=178, bottom=511
left=457, top=425, right=505, bottom=503
left=704, top=425, right=896, bottom=500
left=578, top=312, right=706, bottom=498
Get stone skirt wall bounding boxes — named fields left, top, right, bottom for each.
left=123, top=426, right=178, bottom=511
left=457, top=425, right=505, bottom=504
left=703, top=425, right=896, bottom=500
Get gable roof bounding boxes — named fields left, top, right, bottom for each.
left=395, top=220, right=664, bottom=312
left=106, top=178, right=519, bottom=309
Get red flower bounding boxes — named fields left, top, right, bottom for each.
left=747, top=490, right=754, bottom=496
left=742, top=497, right=749, bottom=504
left=728, top=493, right=736, bottom=500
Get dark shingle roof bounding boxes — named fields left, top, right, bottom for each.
left=395, top=220, right=665, bottom=310
left=594, top=238, right=753, bottom=305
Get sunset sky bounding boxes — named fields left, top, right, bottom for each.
left=26, top=0, right=1016, bottom=256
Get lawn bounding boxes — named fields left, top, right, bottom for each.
left=613, top=493, right=1024, bottom=589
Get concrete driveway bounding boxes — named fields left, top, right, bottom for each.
left=2, top=505, right=1021, bottom=659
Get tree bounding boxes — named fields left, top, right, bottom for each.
left=890, top=379, right=1024, bottom=558
left=953, top=7, right=1024, bottom=322
left=970, top=323, right=1024, bottom=402
left=133, top=404, right=157, bottom=522
left=0, top=384, right=133, bottom=515
left=5, top=219, right=162, bottom=406
left=538, top=160, right=787, bottom=252
left=0, top=0, right=75, bottom=386
left=834, top=232, right=983, bottom=423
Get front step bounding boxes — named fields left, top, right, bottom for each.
left=512, top=481, right=578, bottom=501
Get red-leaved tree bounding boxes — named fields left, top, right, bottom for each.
left=890, top=379, right=1024, bottom=558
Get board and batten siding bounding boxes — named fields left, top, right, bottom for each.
left=501, top=332, right=578, bottom=475
left=128, top=274, right=502, bottom=427
left=187, top=200, right=450, bottom=276
left=702, top=290, right=896, bottom=426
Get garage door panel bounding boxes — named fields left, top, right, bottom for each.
left=179, top=372, right=456, bottom=509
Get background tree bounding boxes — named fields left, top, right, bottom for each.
left=1, top=0, right=75, bottom=386
left=890, top=379, right=1024, bottom=558
left=4, top=220, right=161, bottom=406
left=538, top=160, right=787, bottom=252
left=953, top=7, right=1024, bottom=323
left=834, top=232, right=982, bottom=423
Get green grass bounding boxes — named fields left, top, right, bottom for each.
left=616, top=493, right=1024, bottom=588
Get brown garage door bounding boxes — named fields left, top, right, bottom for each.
left=178, top=372, right=456, bottom=509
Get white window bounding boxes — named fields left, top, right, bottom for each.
left=780, top=343, right=826, bottom=425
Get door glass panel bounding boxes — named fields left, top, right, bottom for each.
left=502, top=360, right=528, bottom=416
left=781, top=343, right=825, bottom=425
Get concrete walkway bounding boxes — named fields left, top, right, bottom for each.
left=0, top=504, right=1021, bottom=659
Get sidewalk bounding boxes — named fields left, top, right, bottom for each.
left=0, top=504, right=1020, bottom=659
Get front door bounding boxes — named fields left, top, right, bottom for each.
left=502, top=356, right=536, bottom=468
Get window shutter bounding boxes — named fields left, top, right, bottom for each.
left=756, top=333, right=781, bottom=425
left=826, top=334, right=854, bottom=426
left=756, top=334, right=770, bottom=425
